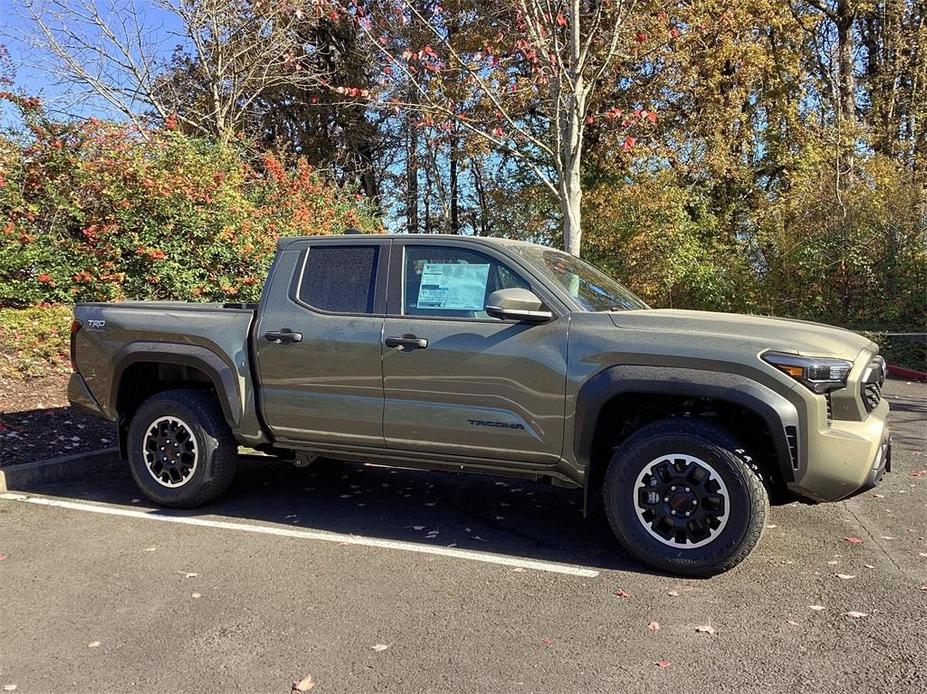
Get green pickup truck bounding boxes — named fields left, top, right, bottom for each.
left=68, top=234, right=891, bottom=575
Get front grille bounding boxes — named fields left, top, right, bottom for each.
left=860, top=356, right=886, bottom=413
left=825, top=392, right=833, bottom=424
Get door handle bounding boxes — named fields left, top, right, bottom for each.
left=384, top=334, right=428, bottom=350
left=264, top=328, right=303, bottom=344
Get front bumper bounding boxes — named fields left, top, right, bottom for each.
left=788, top=397, right=891, bottom=502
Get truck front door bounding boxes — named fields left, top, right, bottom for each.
left=380, top=240, right=568, bottom=465
left=255, top=239, right=389, bottom=448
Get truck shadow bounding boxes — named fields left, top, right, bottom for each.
left=16, top=454, right=660, bottom=575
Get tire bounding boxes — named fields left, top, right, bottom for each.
left=127, top=389, right=238, bottom=508
left=603, top=418, right=768, bottom=577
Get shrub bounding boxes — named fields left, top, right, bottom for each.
left=0, top=304, right=72, bottom=378
left=0, top=104, right=380, bottom=306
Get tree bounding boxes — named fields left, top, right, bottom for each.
left=23, top=0, right=328, bottom=142
left=353, top=0, right=652, bottom=255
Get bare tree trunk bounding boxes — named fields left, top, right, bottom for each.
left=406, top=107, right=419, bottom=234
left=449, top=133, right=459, bottom=234
left=837, top=0, right=857, bottom=122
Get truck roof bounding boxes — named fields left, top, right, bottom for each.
left=276, top=234, right=538, bottom=251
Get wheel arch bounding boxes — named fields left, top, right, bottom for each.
left=111, top=343, right=241, bottom=456
left=575, top=365, right=802, bottom=513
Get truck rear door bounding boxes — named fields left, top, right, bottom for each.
left=254, top=238, right=389, bottom=448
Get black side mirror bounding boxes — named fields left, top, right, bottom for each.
left=485, top=288, right=553, bottom=322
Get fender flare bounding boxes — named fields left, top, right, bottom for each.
left=575, top=364, right=803, bottom=503
left=110, top=342, right=242, bottom=429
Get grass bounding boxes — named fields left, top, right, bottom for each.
left=0, top=305, right=73, bottom=379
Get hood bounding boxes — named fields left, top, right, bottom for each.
left=609, top=309, right=875, bottom=362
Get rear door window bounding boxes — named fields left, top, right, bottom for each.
left=298, top=245, right=379, bottom=314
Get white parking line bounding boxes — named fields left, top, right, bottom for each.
left=0, top=492, right=599, bottom=578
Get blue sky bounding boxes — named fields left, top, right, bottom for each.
left=1, top=0, right=182, bottom=124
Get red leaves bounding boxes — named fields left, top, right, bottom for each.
left=492, top=127, right=504, bottom=138
left=669, top=27, right=681, bottom=39
left=36, top=273, right=54, bottom=285
left=635, top=32, right=648, bottom=43
left=541, top=636, right=554, bottom=646
left=614, top=588, right=630, bottom=599
left=911, top=470, right=926, bottom=477
left=656, top=660, right=671, bottom=669
left=622, top=136, right=636, bottom=152
left=844, top=536, right=863, bottom=544
left=555, top=12, right=567, bottom=27
left=647, top=621, right=660, bottom=632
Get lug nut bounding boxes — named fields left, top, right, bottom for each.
left=685, top=511, right=691, bottom=517
left=692, top=499, right=698, bottom=505
left=670, top=510, right=676, bottom=515
left=663, top=497, right=669, bottom=502
left=685, top=487, right=691, bottom=493
left=670, top=486, right=677, bottom=491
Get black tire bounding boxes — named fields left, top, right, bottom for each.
left=127, top=389, right=238, bottom=508
left=603, top=418, right=768, bottom=577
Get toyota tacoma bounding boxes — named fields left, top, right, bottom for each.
left=68, top=234, right=891, bottom=575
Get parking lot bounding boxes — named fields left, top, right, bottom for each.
left=1, top=380, right=925, bottom=693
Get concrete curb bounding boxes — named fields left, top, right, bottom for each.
left=0, top=448, right=120, bottom=493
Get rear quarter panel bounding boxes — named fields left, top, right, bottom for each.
left=73, top=302, right=266, bottom=445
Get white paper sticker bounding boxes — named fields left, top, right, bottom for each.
left=416, top=263, right=491, bottom=310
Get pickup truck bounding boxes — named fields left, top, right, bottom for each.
left=68, top=234, right=891, bottom=576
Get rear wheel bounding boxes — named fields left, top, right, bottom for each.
left=603, top=418, right=768, bottom=576
left=127, top=389, right=238, bottom=508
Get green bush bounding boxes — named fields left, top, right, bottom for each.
left=0, top=304, right=72, bottom=378
left=0, top=103, right=379, bottom=307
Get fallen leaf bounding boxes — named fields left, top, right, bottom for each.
left=809, top=605, right=826, bottom=611
left=845, top=611, right=868, bottom=619
left=787, top=620, right=800, bottom=626
left=292, top=674, right=315, bottom=692
left=656, top=660, right=671, bottom=669
left=881, top=536, right=895, bottom=540
left=872, top=493, right=885, bottom=499
left=827, top=560, right=839, bottom=565
left=191, top=592, right=202, bottom=599
left=512, top=567, right=526, bottom=573
left=666, top=590, right=680, bottom=597
left=614, top=588, right=631, bottom=599
left=0, top=554, right=6, bottom=561
left=835, top=573, right=856, bottom=580
left=3, top=685, right=17, bottom=692
left=370, top=643, right=390, bottom=652
left=918, top=552, right=927, bottom=558
left=144, top=547, right=157, bottom=552
left=766, top=524, right=778, bottom=529
left=541, top=636, right=554, bottom=646
left=844, top=536, right=863, bottom=545
left=88, top=641, right=101, bottom=648
left=910, top=470, right=926, bottom=477
left=178, top=572, right=198, bottom=578
left=647, top=621, right=660, bottom=632
left=694, top=624, right=715, bottom=635
left=920, top=586, right=927, bottom=592
left=865, top=564, right=875, bottom=569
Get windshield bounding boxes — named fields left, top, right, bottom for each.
left=512, top=246, right=649, bottom=312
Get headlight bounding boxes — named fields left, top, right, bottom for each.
left=762, top=351, right=853, bottom=394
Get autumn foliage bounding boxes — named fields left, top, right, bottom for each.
left=0, top=99, right=378, bottom=306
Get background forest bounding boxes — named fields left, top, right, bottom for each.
left=0, top=0, right=924, bottom=343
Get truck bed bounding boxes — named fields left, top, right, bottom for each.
left=71, top=301, right=267, bottom=446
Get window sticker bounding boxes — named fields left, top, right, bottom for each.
left=416, top=263, right=491, bottom=310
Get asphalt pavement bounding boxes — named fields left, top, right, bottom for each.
left=0, top=381, right=925, bottom=693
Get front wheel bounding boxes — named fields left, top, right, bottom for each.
left=127, top=389, right=238, bottom=508
left=603, top=418, right=768, bottom=577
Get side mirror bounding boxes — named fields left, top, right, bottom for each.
left=486, top=288, right=553, bottom=322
